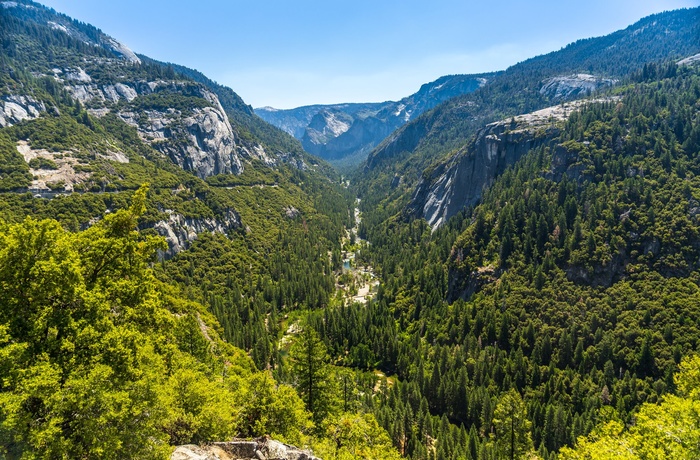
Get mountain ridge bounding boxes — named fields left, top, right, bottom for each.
left=356, top=7, right=700, bottom=231
left=256, top=73, right=494, bottom=166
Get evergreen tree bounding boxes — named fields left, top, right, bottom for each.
left=493, top=389, right=535, bottom=460
left=289, top=326, right=337, bottom=425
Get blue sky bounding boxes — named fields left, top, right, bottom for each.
left=39, top=0, right=699, bottom=109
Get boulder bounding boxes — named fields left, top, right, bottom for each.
left=171, top=438, right=320, bottom=460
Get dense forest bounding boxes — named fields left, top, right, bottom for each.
left=310, top=62, right=700, bottom=459
left=2, top=1, right=700, bottom=459
left=0, top=2, right=406, bottom=459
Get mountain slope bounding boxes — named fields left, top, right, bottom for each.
left=256, top=73, right=493, bottom=167
left=0, top=0, right=354, bottom=370
left=326, top=59, right=700, bottom=460
left=326, top=9, right=700, bottom=459
left=0, top=0, right=320, bottom=181
left=0, top=3, right=410, bottom=458
left=357, top=7, right=700, bottom=229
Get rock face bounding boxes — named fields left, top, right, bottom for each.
left=678, top=53, right=700, bottom=66
left=171, top=438, right=320, bottom=460
left=539, top=74, right=617, bottom=100
left=143, top=208, right=241, bottom=259
left=408, top=100, right=611, bottom=229
left=0, top=95, right=46, bottom=127
left=53, top=71, right=276, bottom=179
left=68, top=78, right=254, bottom=179
left=256, top=74, right=492, bottom=164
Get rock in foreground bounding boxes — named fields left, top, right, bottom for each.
left=172, top=438, right=320, bottom=460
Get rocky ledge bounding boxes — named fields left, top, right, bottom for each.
left=172, top=438, right=319, bottom=460
left=143, top=208, right=241, bottom=260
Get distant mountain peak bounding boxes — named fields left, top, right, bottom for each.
left=256, top=73, right=495, bottom=166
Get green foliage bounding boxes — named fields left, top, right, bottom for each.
left=289, top=326, right=338, bottom=426
left=0, top=188, right=316, bottom=458
left=124, top=90, right=211, bottom=115
left=0, top=4, right=401, bottom=458
left=0, top=132, right=30, bottom=190
left=315, top=413, right=403, bottom=460
left=492, top=389, right=535, bottom=460
left=560, top=354, right=700, bottom=459
left=323, top=65, right=700, bottom=459
left=27, top=156, right=57, bottom=169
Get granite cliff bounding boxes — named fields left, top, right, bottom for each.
left=408, top=100, right=612, bottom=229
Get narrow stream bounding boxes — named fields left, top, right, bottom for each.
left=340, top=198, right=379, bottom=304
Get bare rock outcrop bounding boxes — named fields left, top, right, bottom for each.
left=677, top=53, right=700, bottom=66
left=540, top=74, right=617, bottom=100
left=144, top=208, right=241, bottom=259
left=63, top=77, right=252, bottom=178
left=171, top=438, right=320, bottom=460
left=0, top=95, right=46, bottom=127
left=408, top=100, right=614, bottom=229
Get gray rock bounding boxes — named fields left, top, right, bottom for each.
left=407, top=113, right=557, bottom=229
left=145, top=208, right=241, bottom=259
left=118, top=94, right=245, bottom=178
left=210, top=441, right=258, bottom=458
left=447, top=263, right=499, bottom=302
left=678, top=53, right=700, bottom=66
left=104, top=37, right=141, bottom=64
left=540, top=74, right=617, bottom=100
left=64, top=67, right=92, bottom=83
left=0, top=95, right=46, bottom=127
left=66, top=84, right=106, bottom=104
left=284, top=206, right=300, bottom=219
left=102, top=83, right=138, bottom=102
left=172, top=445, right=222, bottom=460
left=60, top=78, right=251, bottom=178
left=172, top=438, right=320, bottom=460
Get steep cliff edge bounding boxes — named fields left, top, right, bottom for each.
left=408, top=100, right=610, bottom=229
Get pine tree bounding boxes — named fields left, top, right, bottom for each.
left=493, top=389, right=534, bottom=460
left=289, top=325, right=336, bottom=424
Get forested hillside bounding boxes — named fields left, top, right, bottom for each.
left=320, top=61, right=700, bottom=459
left=357, top=7, right=700, bottom=231
left=0, top=2, right=409, bottom=458
left=3, top=1, right=700, bottom=460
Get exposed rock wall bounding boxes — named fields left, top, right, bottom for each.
left=540, top=74, right=617, bottom=100
left=63, top=76, right=255, bottom=178
left=0, top=95, right=46, bottom=127
left=408, top=100, right=611, bottom=229
left=142, top=208, right=241, bottom=260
